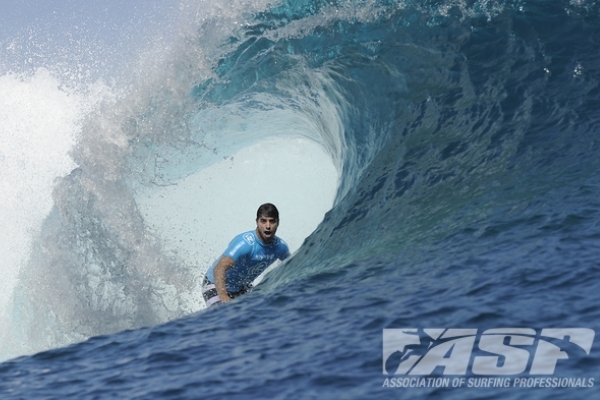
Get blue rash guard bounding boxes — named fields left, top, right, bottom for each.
left=206, top=230, right=291, bottom=293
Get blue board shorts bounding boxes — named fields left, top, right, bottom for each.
left=202, top=276, right=252, bottom=308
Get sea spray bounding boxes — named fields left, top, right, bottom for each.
left=0, top=69, right=87, bottom=359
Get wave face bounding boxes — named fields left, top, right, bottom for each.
left=2, top=0, right=600, bottom=398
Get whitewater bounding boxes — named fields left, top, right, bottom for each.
left=1, top=0, right=600, bottom=399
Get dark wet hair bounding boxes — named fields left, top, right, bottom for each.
left=256, top=203, right=279, bottom=220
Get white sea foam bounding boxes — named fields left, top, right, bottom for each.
left=0, top=69, right=86, bottom=358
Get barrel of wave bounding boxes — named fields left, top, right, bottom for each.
left=136, top=135, right=339, bottom=307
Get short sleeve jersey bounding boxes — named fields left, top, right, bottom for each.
left=206, top=230, right=290, bottom=293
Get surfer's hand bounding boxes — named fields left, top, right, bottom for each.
left=219, top=293, right=232, bottom=303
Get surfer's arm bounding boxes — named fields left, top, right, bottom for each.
left=213, top=256, right=235, bottom=303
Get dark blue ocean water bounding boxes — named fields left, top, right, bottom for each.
left=2, top=0, right=600, bottom=398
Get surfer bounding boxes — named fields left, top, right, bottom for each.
left=202, top=203, right=291, bottom=308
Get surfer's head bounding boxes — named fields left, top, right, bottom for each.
left=256, top=203, right=279, bottom=221
left=256, top=203, right=280, bottom=243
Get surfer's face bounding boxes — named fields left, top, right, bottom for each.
left=256, top=215, right=279, bottom=243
